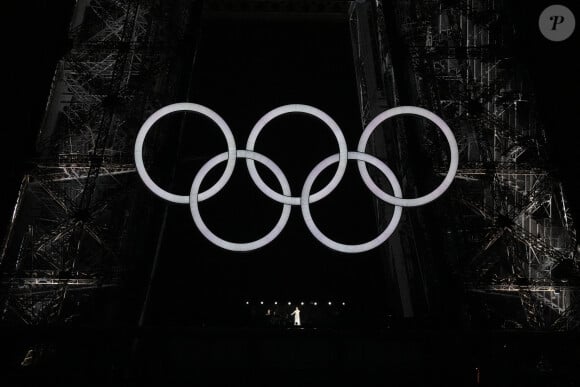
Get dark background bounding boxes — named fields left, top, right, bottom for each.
left=143, top=13, right=390, bottom=326
left=1, top=0, right=579, bottom=326
left=1, top=1, right=580, bottom=386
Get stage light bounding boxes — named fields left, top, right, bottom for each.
left=300, top=302, right=304, bottom=306
left=328, top=301, right=332, bottom=305
left=260, top=301, right=264, bottom=305
left=313, top=302, right=318, bottom=306
left=342, top=302, right=346, bottom=306
left=288, top=302, right=291, bottom=305
left=245, top=301, right=249, bottom=305
left=274, top=301, right=278, bottom=305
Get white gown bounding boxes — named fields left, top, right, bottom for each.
left=291, top=308, right=301, bottom=326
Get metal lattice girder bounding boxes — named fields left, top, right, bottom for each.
left=390, top=0, right=579, bottom=329
left=406, top=5, right=544, bottom=161
left=36, top=164, right=136, bottom=184
left=3, top=290, right=65, bottom=325
left=467, top=278, right=580, bottom=328
left=469, top=283, right=576, bottom=328
left=78, top=0, right=151, bottom=44
left=467, top=281, right=576, bottom=293
left=519, top=290, right=547, bottom=328
left=550, top=297, right=580, bottom=330
left=444, top=161, right=548, bottom=177
left=0, top=0, right=164, bottom=325
left=449, top=104, right=542, bottom=160
left=3, top=176, right=129, bottom=264
left=2, top=0, right=199, bottom=327
left=460, top=195, right=572, bottom=268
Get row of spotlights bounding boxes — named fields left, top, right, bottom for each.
left=245, top=301, right=346, bottom=306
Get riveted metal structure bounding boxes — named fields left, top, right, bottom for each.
left=0, top=0, right=200, bottom=328
left=362, top=0, right=579, bottom=329
left=1, top=0, right=578, bottom=367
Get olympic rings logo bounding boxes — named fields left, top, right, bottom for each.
left=134, top=103, right=458, bottom=253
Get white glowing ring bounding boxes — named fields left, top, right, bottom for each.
left=301, top=151, right=403, bottom=253
left=246, top=104, right=348, bottom=205
left=136, top=103, right=458, bottom=253
left=134, top=102, right=237, bottom=204
left=357, top=106, right=458, bottom=207
left=190, top=150, right=292, bottom=252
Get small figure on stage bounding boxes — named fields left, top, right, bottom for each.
left=290, top=306, right=301, bottom=326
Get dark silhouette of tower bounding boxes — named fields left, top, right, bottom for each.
left=1, top=1, right=579, bottom=385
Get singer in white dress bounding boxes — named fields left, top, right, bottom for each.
left=290, top=307, right=301, bottom=326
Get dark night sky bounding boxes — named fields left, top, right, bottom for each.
left=1, top=1, right=579, bottom=327
left=144, top=13, right=391, bottom=325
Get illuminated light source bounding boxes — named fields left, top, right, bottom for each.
left=301, top=152, right=403, bottom=253
left=260, top=301, right=264, bottom=305
left=342, top=302, right=346, bottom=306
left=357, top=106, right=458, bottom=207
left=328, top=302, right=332, bottom=305
left=245, top=301, right=249, bottom=305
left=300, top=302, right=304, bottom=306
left=288, top=302, right=291, bottom=305
left=189, top=150, right=292, bottom=251
left=313, top=302, right=317, bottom=306
left=274, top=301, right=278, bottom=305
left=136, top=104, right=458, bottom=253
left=246, top=104, right=348, bottom=206
left=134, top=102, right=237, bottom=204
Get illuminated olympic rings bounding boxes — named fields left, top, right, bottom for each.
left=134, top=103, right=458, bottom=253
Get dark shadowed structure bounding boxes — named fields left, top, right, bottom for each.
left=1, top=1, right=579, bottom=385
